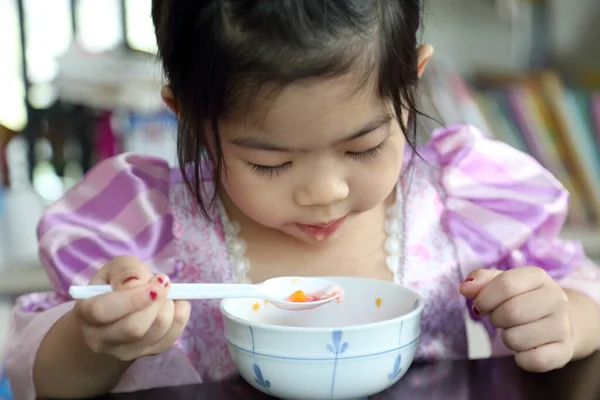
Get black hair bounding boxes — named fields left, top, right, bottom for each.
left=152, top=0, right=423, bottom=217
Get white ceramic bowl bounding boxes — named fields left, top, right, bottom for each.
left=220, top=276, right=424, bottom=400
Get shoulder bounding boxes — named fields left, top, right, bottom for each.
left=40, top=152, right=173, bottom=220
left=411, top=123, right=568, bottom=209
left=38, top=153, right=175, bottom=235
left=415, top=123, right=564, bottom=194
left=37, top=153, right=179, bottom=291
left=405, top=123, right=582, bottom=279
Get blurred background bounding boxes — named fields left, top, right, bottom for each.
left=0, top=0, right=599, bottom=396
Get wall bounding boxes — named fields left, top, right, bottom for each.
left=422, top=0, right=600, bottom=76
left=552, top=0, right=600, bottom=75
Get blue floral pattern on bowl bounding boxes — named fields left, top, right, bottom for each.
left=249, top=326, right=271, bottom=393
left=253, top=364, right=271, bottom=390
left=235, top=322, right=420, bottom=398
left=387, top=321, right=404, bottom=381
left=327, top=330, right=348, bottom=398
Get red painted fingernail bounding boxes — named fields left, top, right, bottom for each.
left=472, top=305, right=481, bottom=316
left=150, top=290, right=158, bottom=301
left=122, top=276, right=139, bottom=285
left=462, top=277, right=475, bottom=284
left=157, top=276, right=169, bottom=287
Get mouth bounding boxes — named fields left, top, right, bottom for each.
left=295, top=216, right=347, bottom=241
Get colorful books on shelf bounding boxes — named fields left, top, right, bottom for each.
left=422, top=64, right=600, bottom=228
left=0, top=367, right=11, bottom=400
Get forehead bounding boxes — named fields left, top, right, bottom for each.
left=225, top=73, right=389, bottom=144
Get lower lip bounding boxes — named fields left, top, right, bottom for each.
left=296, top=217, right=346, bottom=241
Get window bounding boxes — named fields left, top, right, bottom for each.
left=125, top=0, right=157, bottom=54
left=0, top=0, right=25, bottom=131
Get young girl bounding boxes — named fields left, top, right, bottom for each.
left=7, top=1, right=600, bottom=398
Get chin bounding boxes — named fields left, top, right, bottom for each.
left=289, top=232, right=342, bottom=247
left=277, top=222, right=346, bottom=246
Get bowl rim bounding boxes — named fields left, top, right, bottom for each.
left=219, top=276, right=425, bottom=332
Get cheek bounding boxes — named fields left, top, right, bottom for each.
left=352, top=135, right=404, bottom=209
left=220, top=162, right=288, bottom=226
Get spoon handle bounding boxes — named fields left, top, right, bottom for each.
left=68, top=283, right=262, bottom=300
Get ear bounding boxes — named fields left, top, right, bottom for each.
left=416, top=44, right=434, bottom=78
left=160, top=85, right=178, bottom=114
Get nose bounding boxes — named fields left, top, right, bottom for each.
left=294, top=175, right=350, bottom=207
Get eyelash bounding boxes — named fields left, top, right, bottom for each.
left=346, top=142, right=385, bottom=161
left=247, top=142, right=385, bottom=178
left=248, top=162, right=292, bottom=178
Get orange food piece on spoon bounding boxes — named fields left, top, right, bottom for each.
left=288, top=290, right=309, bottom=302
left=287, top=289, right=336, bottom=303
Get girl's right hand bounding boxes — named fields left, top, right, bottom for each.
left=72, top=256, right=191, bottom=362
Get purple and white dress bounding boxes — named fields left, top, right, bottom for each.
left=6, top=124, right=600, bottom=399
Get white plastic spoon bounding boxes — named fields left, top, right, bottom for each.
left=68, top=276, right=344, bottom=311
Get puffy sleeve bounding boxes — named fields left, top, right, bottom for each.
left=6, top=153, right=178, bottom=399
left=429, top=124, right=586, bottom=279
left=427, top=124, right=600, bottom=329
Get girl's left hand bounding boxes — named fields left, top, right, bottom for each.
left=460, top=266, right=574, bottom=372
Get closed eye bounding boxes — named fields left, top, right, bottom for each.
left=247, top=162, right=292, bottom=178
left=346, top=142, right=385, bottom=161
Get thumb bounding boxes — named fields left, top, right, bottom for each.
left=92, top=255, right=155, bottom=290
left=459, top=269, right=503, bottom=299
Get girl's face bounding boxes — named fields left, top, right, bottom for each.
left=218, top=72, right=406, bottom=245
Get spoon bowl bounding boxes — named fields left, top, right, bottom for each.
left=257, top=276, right=344, bottom=310
left=68, top=276, right=343, bottom=311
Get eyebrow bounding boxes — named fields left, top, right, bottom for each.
left=229, top=114, right=393, bottom=152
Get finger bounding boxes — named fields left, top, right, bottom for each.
left=145, top=299, right=176, bottom=344
left=515, top=342, right=573, bottom=373
left=81, top=275, right=170, bottom=352
left=83, top=299, right=162, bottom=353
left=459, top=269, right=503, bottom=299
left=108, top=300, right=191, bottom=361
left=133, top=299, right=177, bottom=346
left=106, top=256, right=155, bottom=290
left=501, top=315, right=571, bottom=352
left=474, top=267, right=551, bottom=316
left=76, top=275, right=169, bottom=325
left=96, top=297, right=174, bottom=346
left=87, top=256, right=151, bottom=287
left=143, top=300, right=191, bottom=356
left=489, top=286, right=568, bottom=328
